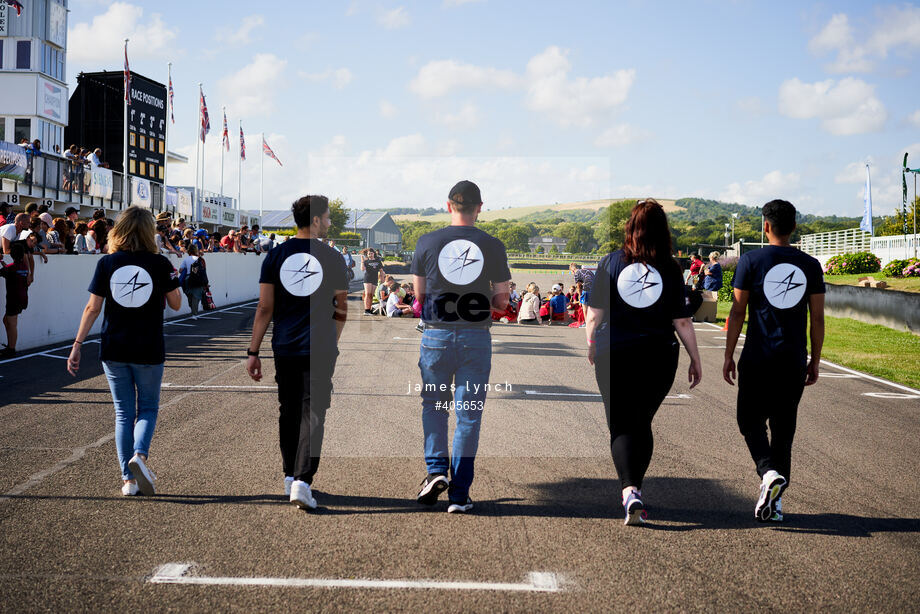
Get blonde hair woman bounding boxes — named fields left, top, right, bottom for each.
left=67, top=206, right=182, bottom=496
left=517, top=282, right=543, bottom=325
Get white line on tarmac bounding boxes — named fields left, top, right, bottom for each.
left=523, top=390, right=693, bottom=399
left=0, top=339, right=99, bottom=366
left=392, top=336, right=502, bottom=342
left=193, top=316, right=220, bottom=320
left=0, top=358, right=249, bottom=503
left=161, top=383, right=277, bottom=391
left=862, top=391, right=920, bottom=400
left=165, top=322, right=195, bottom=327
left=39, top=353, right=68, bottom=360
left=148, top=563, right=563, bottom=593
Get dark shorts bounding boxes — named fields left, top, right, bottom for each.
left=5, top=296, right=27, bottom=317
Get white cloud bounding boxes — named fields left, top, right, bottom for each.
left=736, top=96, right=767, bottom=116
left=380, top=134, right=427, bottom=157
left=410, top=60, right=520, bottom=98
left=809, top=6, right=920, bottom=73
left=719, top=170, right=801, bottom=206
left=410, top=46, right=635, bottom=126
left=777, top=77, right=886, bottom=135
left=443, top=0, right=485, bottom=6
left=835, top=161, right=870, bottom=184
left=215, top=15, right=265, bottom=45
left=68, top=2, right=178, bottom=62
left=379, top=100, right=398, bottom=118
left=218, top=54, right=288, bottom=117
left=378, top=6, right=410, bottom=29
left=908, top=110, right=920, bottom=128
left=299, top=68, right=354, bottom=90
left=594, top=124, right=650, bottom=148
left=525, top=46, right=635, bottom=127
left=434, top=103, right=480, bottom=128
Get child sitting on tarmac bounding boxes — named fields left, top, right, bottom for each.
left=548, top=283, right=568, bottom=323
left=386, top=281, right=413, bottom=317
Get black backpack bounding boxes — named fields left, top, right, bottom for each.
left=187, top=257, right=206, bottom=288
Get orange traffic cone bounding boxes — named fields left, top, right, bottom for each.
left=721, top=314, right=730, bottom=331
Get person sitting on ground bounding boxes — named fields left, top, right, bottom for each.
left=509, top=281, right=520, bottom=307
left=386, top=281, right=413, bottom=317
left=518, top=283, right=543, bottom=325
left=374, top=270, right=390, bottom=315
left=702, top=251, right=723, bottom=292
left=402, top=283, right=415, bottom=308
left=549, top=284, right=568, bottom=322
left=1, top=242, right=30, bottom=358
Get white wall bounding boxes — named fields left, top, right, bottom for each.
left=0, top=252, right=262, bottom=352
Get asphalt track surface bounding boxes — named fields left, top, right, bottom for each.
left=1, top=272, right=918, bottom=612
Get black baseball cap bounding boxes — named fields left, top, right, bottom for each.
left=448, top=180, right=482, bottom=206
left=65, top=206, right=78, bottom=216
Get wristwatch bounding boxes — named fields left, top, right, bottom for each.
left=247, top=349, right=259, bottom=357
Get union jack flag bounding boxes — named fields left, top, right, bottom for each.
left=199, top=86, right=210, bottom=143
left=221, top=110, right=230, bottom=152
left=123, top=41, right=131, bottom=105
left=5, top=1, right=24, bottom=17
left=240, top=126, right=246, bottom=161
left=262, top=137, right=282, bottom=167
left=168, top=76, right=175, bottom=123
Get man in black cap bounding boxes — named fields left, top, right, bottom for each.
left=246, top=195, right=348, bottom=510
left=411, top=180, right=511, bottom=513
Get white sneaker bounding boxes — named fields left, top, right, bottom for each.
left=284, top=476, right=294, bottom=496
left=755, top=470, right=787, bottom=522
left=447, top=498, right=474, bottom=513
left=128, top=454, right=157, bottom=496
left=121, top=482, right=139, bottom=496
left=290, top=480, right=317, bottom=510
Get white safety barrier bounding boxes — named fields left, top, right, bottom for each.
left=0, top=253, right=262, bottom=352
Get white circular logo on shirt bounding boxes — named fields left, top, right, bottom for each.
left=437, top=239, right=484, bottom=286
left=617, top=262, right=663, bottom=308
left=764, top=263, right=807, bottom=309
left=280, top=252, right=323, bottom=297
left=110, top=265, right=153, bottom=308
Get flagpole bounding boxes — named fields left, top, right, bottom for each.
left=220, top=106, right=225, bottom=197
left=195, top=83, right=201, bottom=220
left=123, top=39, right=129, bottom=209
left=164, top=62, right=170, bottom=207
left=201, top=86, right=206, bottom=202
left=260, top=132, right=264, bottom=218
left=238, top=120, right=242, bottom=211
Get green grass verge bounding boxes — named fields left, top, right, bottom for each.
left=824, top=273, right=920, bottom=293
left=714, top=302, right=920, bottom=389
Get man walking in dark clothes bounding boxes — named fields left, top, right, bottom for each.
left=723, top=199, right=825, bottom=523
left=247, top=195, right=348, bottom=510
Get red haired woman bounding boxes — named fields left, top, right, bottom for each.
left=585, top=199, right=702, bottom=525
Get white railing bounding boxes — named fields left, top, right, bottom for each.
left=800, top=228, right=871, bottom=258
left=871, top=234, right=920, bottom=265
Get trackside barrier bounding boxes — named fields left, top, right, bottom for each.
left=825, top=283, right=920, bottom=334
left=0, top=253, right=262, bottom=352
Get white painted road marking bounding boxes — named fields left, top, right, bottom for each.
left=392, top=336, right=502, bottom=342
left=149, top=563, right=564, bottom=593
left=524, top=390, right=692, bottom=399
left=162, top=383, right=278, bottom=391
left=862, top=392, right=920, bottom=400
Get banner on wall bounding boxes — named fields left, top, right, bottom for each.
left=0, top=141, right=27, bottom=182
left=221, top=206, right=239, bottom=228
left=132, top=177, right=152, bottom=207
left=200, top=200, right=220, bottom=224
left=177, top=189, right=193, bottom=218
left=165, top=186, right=177, bottom=209
left=239, top=213, right=249, bottom=227
left=88, top=167, right=113, bottom=199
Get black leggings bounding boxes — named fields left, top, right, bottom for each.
left=595, top=339, right=679, bottom=490
left=274, top=353, right=338, bottom=484
left=736, top=357, right=805, bottom=483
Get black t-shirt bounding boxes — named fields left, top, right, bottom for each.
left=587, top=250, right=689, bottom=355
left=732, top=245, right=825, bottom=365
left=88, top=251, right=180, bottom=365
left=362, top=257, right=383, bottom=284
left=410, top=225, right=511, bottom=328
left=259, top=237, right=347, bottom=357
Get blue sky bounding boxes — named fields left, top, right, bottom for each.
left=66, top=0, right=920, bottom=216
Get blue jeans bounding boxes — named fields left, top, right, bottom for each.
left=102, top=361, right=165, bottom=480
left=418, top=327, right=492, bottom=501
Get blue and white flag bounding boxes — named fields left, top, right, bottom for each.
left=860, top=163, right=873, bottom=235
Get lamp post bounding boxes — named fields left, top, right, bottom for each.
left=731, top=213, right=738, bottom=246
left=724, top=223, right=730, bottom=247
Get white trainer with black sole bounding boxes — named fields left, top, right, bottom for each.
left=121, top=482, right=139, bottom=496
left=290, top=480, right=317, bottom=510
left=128, top=454, right=156, bottom=496
left=284, top=476, right=294, bottom=496
left=623, top=490, right=647, bottom=526
left=755, top=470, right=787, bottom=522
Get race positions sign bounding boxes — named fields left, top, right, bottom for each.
left=127, top=75, right=167, bottom=184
